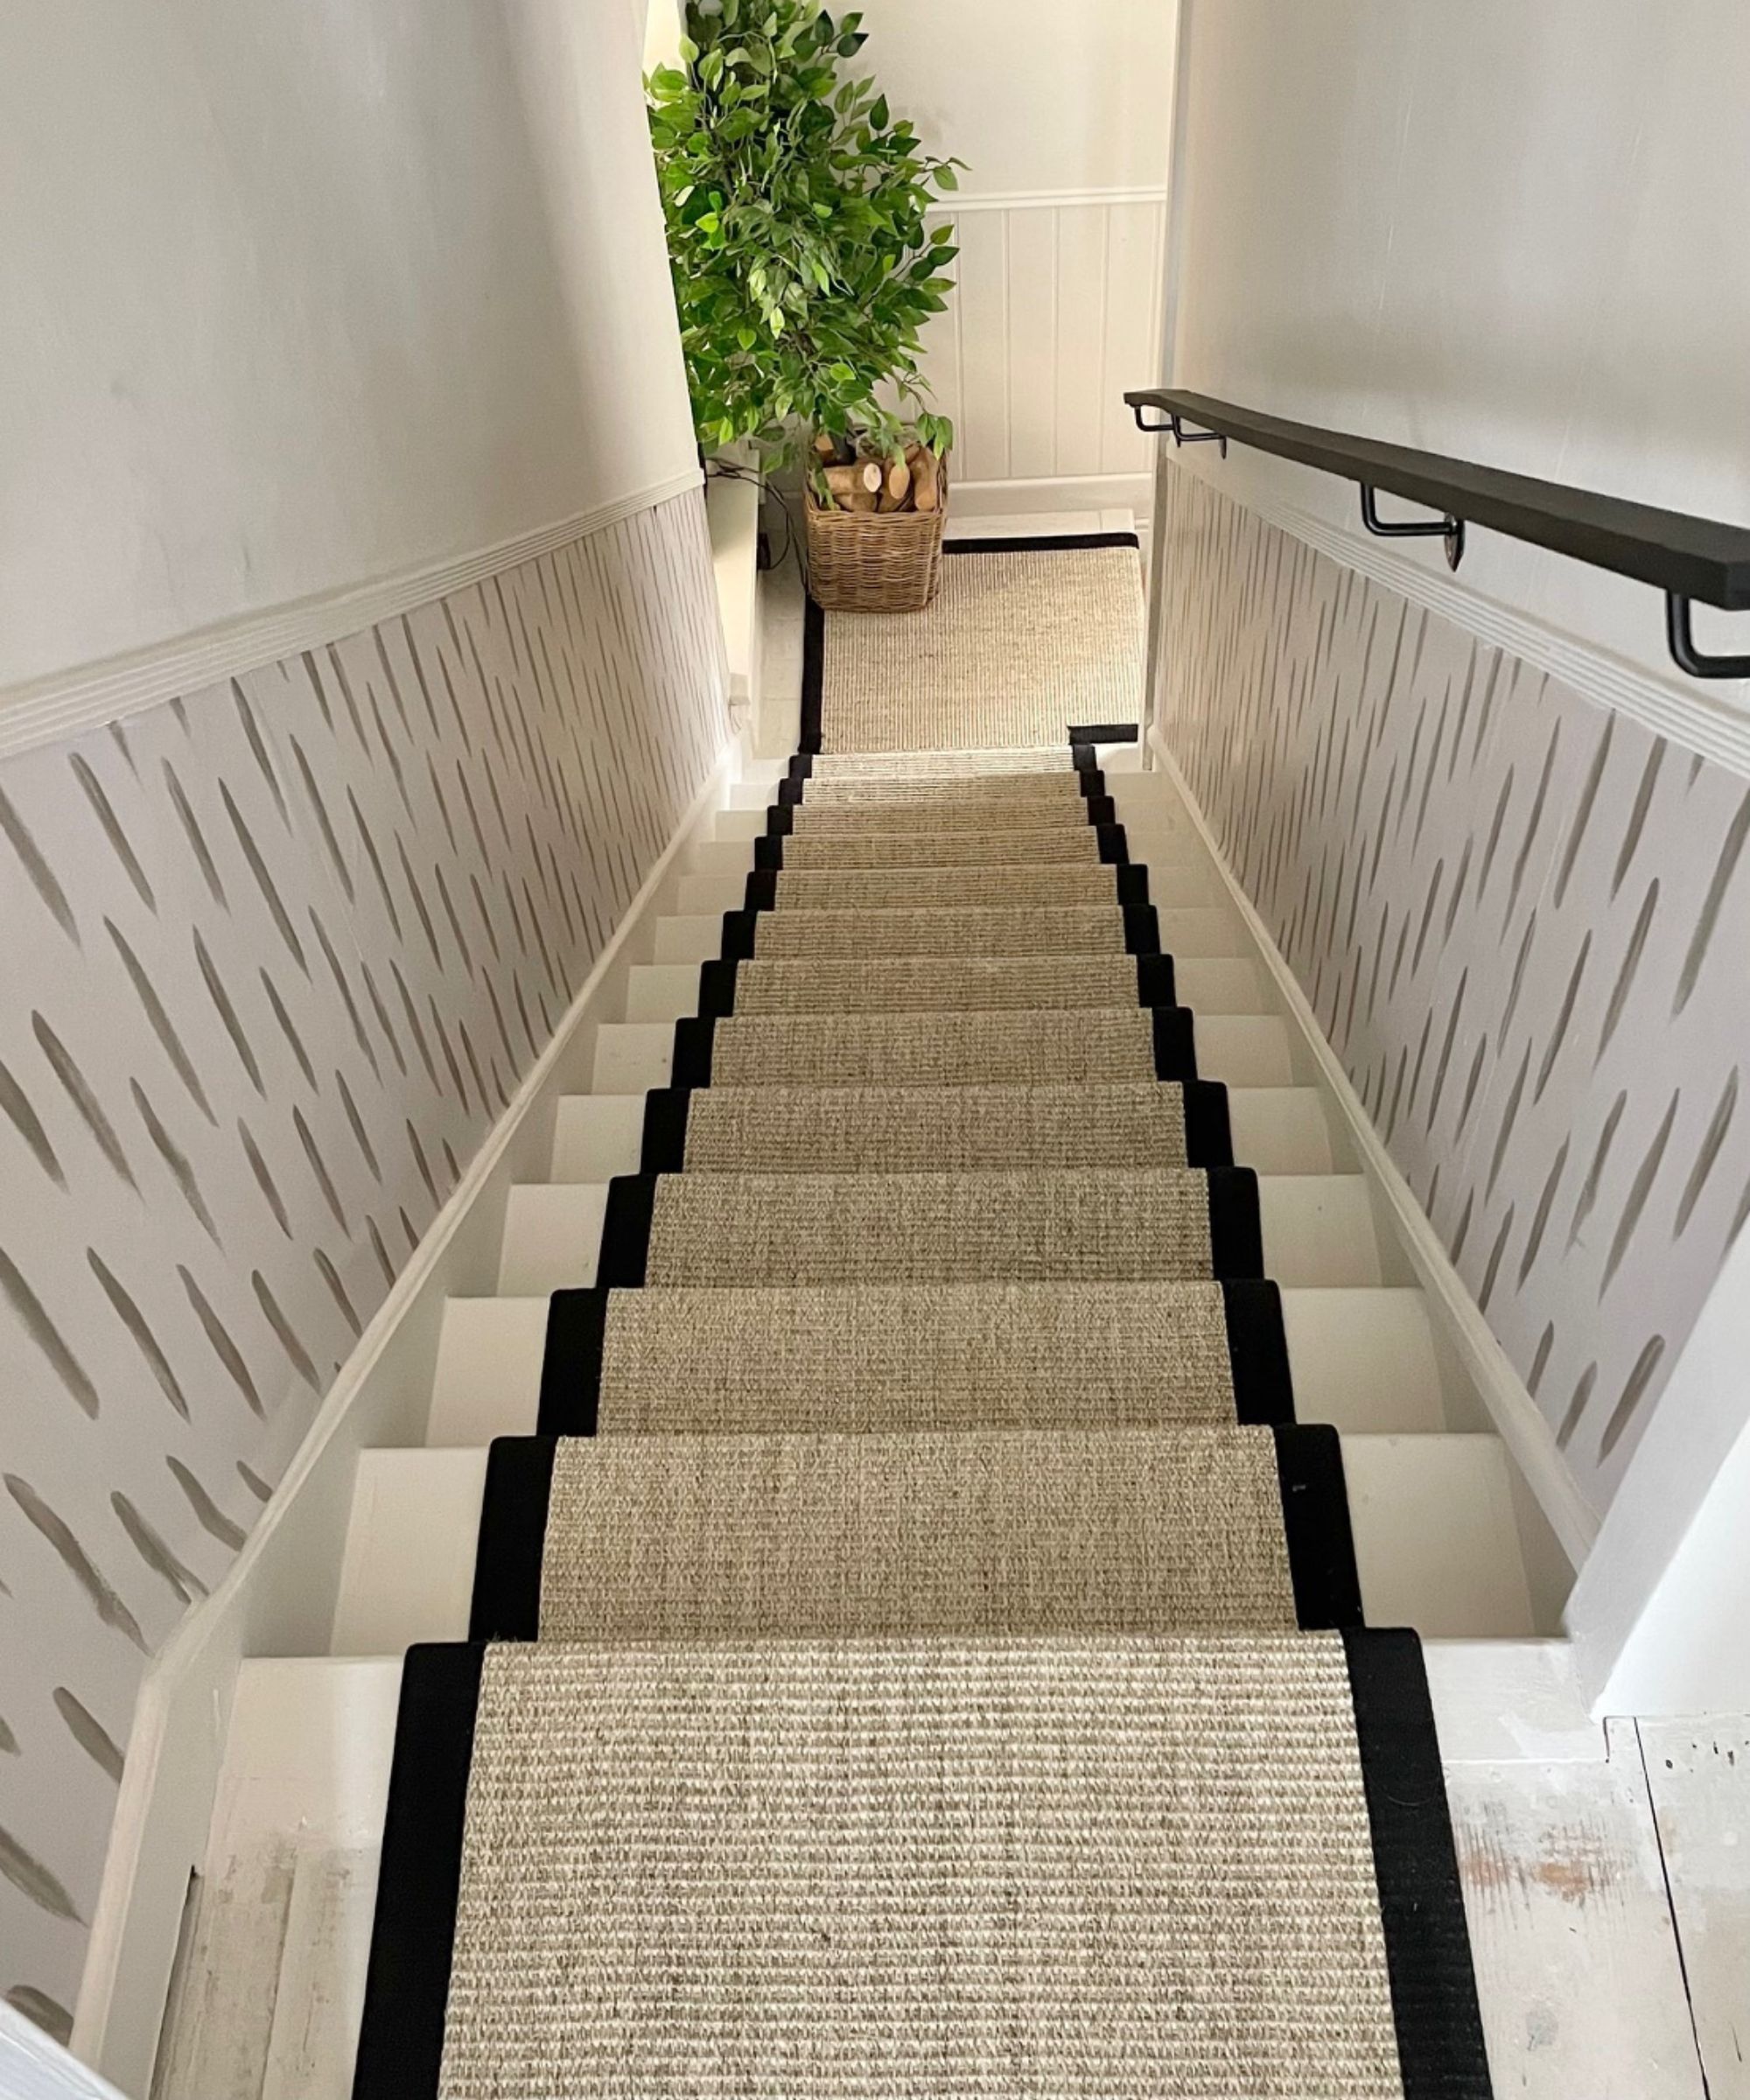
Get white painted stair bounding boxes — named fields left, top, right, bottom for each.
left=142, top=746, right=1593, bottom=2100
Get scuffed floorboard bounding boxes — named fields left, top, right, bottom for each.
left=1448, top=1719, right=1707, bottom=2096
left=1641, top=1718, right=1750, bottom=2097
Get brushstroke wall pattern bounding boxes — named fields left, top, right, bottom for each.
left=0, top=489, right=726, bottom=2034
left=1158, top=466, right=1750, bottom=1522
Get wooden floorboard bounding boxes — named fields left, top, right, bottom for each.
left=1641, top=1717, right=1750, bottom=2098
left=1448, top=1719, right=1709, bottom=2097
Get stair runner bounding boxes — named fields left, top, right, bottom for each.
left=353, top=743, right=1493, bottom=2098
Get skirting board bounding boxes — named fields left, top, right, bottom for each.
left=70, top=738, right=738, bottom=2097
left=1147, top=725, right=1600, bottom=1582
left=949, top=473, right=1152, bottom=521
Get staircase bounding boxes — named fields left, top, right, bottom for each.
left=146, top=737, right=1555, bottom=2097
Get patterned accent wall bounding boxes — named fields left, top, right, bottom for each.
left=0, top=489, right=725, bottom=2034
left=1158, top=466, right=1750, bottom=1521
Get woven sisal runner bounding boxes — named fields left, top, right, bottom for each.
left=747, top=903, right=1139, bottom=958
left=492, top=1427, right=1320, bottom=1642
left=812, top=542, right=1144, bottom=752
left=668, top=1080, right=1202, bottom=1171
left=766, top=863, right=1129, bottom=910
left=536, top=1278, right=1296, bottom=1437
left=354, top=1633, right=1495, bottom=2100
left=724, top=956, right=1144, bottom=1015
left=695, top=1006, right=1168, bottom=1087
left=600, top=1166, right=1260, bottom=1287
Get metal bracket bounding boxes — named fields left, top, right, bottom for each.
left=1360, top=486, right=1465, bottom=570
left=1130, top=405, right=1229, bottom=457
left=1667, top=593, right=1750, bottom=680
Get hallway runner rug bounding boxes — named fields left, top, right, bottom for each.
left=802, top=534, right=1144, bottom=753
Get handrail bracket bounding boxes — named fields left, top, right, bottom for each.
left=1130, top=403, right=1228, bottom=458
left=1666, top=593, right=1750, bottom=680
left=1360, top=486, right=1466, bottom=571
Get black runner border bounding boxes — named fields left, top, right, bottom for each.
left=349, top=1642, right=484, bottom=2100
left=467, top=1438, right=556, bottom=1642
left=1222, top=1278, right=1297, bottom=1424
left=1343, top=1628, right=1496, bottom=2098
left=1206, top=1166, right=1264, bottom=1278
left=536, top=1289, right=606, bottom=1435
left=1271, top=1424, right=1364, bottom=1629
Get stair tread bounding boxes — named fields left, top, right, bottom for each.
left=474, top=1425, right=1358, bottom=1643
left=602, top=1164, right=1264, bottom=1288
left=540, top=1277, right=1283, bottom=1434
left=353, top=1634, right=1484, bottom=2100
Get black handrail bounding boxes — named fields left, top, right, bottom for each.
left=1126, top=388, right=1750, bottom=678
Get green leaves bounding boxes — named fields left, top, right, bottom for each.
left=649, top=0, right=959, bottom=468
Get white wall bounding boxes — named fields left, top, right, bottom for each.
left=1163, top=0, right=1750, bottom=1704
left=856, top=0, right=1178, bottom=508
left=1166, top=0, right=1750, bottom=691
left=0, top=0, right=697, bottom=693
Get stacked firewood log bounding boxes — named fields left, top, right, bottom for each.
left=813, top=431, right=942, bottom=514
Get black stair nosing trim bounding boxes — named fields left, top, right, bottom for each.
left=1115, top=862, right=1150, bottom=906
left=468, top=1438, right=556, bottom=1643
left=785, top=752, right=816, bottom=782
left=1150, top=1004, right=1198, bottom=1081
left=752, top=819, right=1131, bottom=871
left=697, top=958, right=740, bottom=1018
left=764, top=801, right=797, bottom=836
left=1181, top=1079, right=1233, bottom=1167
left=1222, top=1279, right=1295, bottom=1424
left=639, top=1088, right=693, bottom=1174
left=671, top=1015, right=717, bottom=1088
left=598, top=1174, right=658, bottom=1288
left=350, top=1641, right=484, bottom=2100
left=1134, top=952, right=1177, bottom=1009
left=799, top=596, right=825, bottom=754
left=720, top=907, right=760, bottom=961
left=1124, top=903, right=1161, bottom=956
left=536, top=1288, right=609, bottom=1434
left=1067, top=721, right=1142, bottom=744
left=744, top=867, right=780, bottom=912
left=944, top=530, right=1141, bottom=554
left=1206, top=1165, right=1264, bottom=1278
left=1343, top=1628, right=1495, bottom=2099
left=1271, top=1424, right=1364, bottom=1631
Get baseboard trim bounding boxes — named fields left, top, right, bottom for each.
left=71, top=738, right=735, bottom=2094
left=1148, top=725, right=1600, bottom=1573
left=948, top=474, right=1152, bottom=521
left=0, top=468, right=706, bottom=762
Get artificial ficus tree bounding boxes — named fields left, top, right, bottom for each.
left=648, top=0, right=960, bottom=480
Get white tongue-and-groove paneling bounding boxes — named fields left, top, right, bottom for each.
left=920, top=194, right=1167, bottom=503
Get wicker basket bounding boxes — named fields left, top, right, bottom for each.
left=803, top=455, right=949, bottom=613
